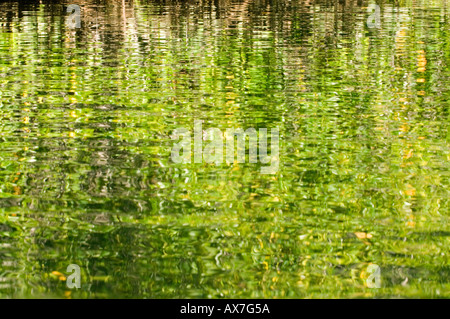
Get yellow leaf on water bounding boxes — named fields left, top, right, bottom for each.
left=51, top=271, right=64, bottom=277
left=407, top=221, right=416, bottom=228
left=417, top=60, right=427, bottom=67
left=355, top=232, right=373, bottom=239
left=360, top=270, right=367, bottom=279
left=403, top=149, right=413, bottom=159
left=404, top=185, right=416, bottom=196
left=13, top=186, right=21, bottom=195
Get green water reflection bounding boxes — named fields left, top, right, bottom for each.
left=0, top=0, right=448, bottom=298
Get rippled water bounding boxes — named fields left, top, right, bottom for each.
left=0, top=0, right=448, bottom=298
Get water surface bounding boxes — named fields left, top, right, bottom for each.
left=0, top=0, right=449, bottom=298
